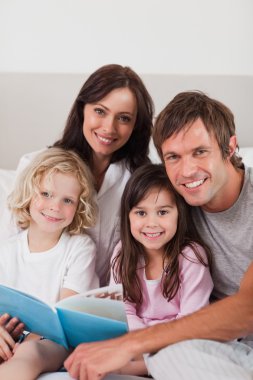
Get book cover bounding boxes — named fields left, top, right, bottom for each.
left=0, top=284, right=128, bottom=349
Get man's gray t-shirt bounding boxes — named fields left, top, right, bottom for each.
left=192, top=166, right=253, bottom=301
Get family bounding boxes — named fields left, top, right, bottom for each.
left=0, top=64, right=252, bottom=380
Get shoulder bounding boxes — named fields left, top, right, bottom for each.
left=245, top=166, right=253, bottom=187
left=60, top=232, right=96, bottom=252
left=62, top=232, right=95, bottom=246
left=180, top=243, right=208, bottom=265
left=0, top=230, right=26, bottom=252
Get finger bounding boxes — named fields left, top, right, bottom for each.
left=0, top=314, right=10, bottom=327
left=64, top=351, right=73, bottom=369
left=65, top=353, right=80, bottom=378
left=80, top=363, right=105, bottom=380
left=10, top=323, right=25, bottom=340
left=0, top=326, right=15, bottom=348
left=0, top=336, right=14, bottom=360
left=5, top=317, right=20, bottom=333
left=0, top=345, right=8, bottom=361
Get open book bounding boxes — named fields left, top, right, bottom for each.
left=0, top=284, right=128, bottom=349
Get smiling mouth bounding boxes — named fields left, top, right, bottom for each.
left=96, top=133, right=115, bottom=145
left=142, top=232, right=163, bottom=239
left=41, top=213, right=62, bottom=222
left=184, top=178, right=206, bottom=189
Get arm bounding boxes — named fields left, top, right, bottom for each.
left=176, top=246, right=213, bottom=318
left=65, top=262, right=253, bottom=380
left=59, top=288, right=78, bottom=300
left=124, top=301, right=146, bottom=330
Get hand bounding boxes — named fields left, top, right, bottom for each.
left=0, top=313, right=24, bottom=340
left=64, top=336, right=134, bottom=380
left=93, top=291, right=123, bottom=301
left=0, top=324, right=15, bottom=362
left=0, top=314, right=25, bottom=362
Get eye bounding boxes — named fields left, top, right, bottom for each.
left=41, top=191, right=50, bottom=198
left=158, top=209, right=168, bottom=216
left=195, top=149, right=207, bottom=156
left=63, top=198, right=73, bottom=205
left=118, top=115, right=131, bottom=123
left=94, top=107, right=105, bottom=116
left=164, top=154, right=178, bottom=162
left=135, top=210, right=146, bottom=217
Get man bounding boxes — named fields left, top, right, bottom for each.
left=65, top=91, right=253, bottom=380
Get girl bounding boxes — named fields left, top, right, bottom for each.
left=112, top=163, right=213, bottom=332
left=0, top=147, right=99, bottom=379
left=4, top=64, right=154, bottom=287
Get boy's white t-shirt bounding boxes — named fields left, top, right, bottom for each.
left=0, top=229, right=99, bottom=305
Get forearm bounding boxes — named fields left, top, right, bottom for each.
left=120, top=291, right=253, bottom=357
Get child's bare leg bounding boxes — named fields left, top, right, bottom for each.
left=0, top=339, right=68, bottom=380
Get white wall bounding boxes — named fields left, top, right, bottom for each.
left=1, top=0, right=253, bottom=169
left=1, top=0, right=253, bottom=75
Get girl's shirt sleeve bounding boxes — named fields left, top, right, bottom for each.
left=176, top=244, right=213, bottom=318
left=124, top=299, right=147, bottom=330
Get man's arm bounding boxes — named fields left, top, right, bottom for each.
left=65, top=262, right=253, bottom=380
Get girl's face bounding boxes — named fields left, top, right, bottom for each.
left=83, top=87, right=137, bottom=162
left=129, top=186, right=179, bottom=257
left=29, top=172, right=81, bottom=239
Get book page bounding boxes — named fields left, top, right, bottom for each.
left=56, top=285, right=126, bottom=322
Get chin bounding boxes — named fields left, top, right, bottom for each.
left=182, top=196, right=206, bottom=207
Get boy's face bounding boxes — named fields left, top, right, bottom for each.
left=161, top=118, right=233, bottom=212
left=29, top=172, right=81, bottom=238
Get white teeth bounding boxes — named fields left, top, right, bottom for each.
left=185, top=179, right=205, bottom=189
left=97, top=135, right=113, bottom=143
left=144, top=232, right=162, bottom=238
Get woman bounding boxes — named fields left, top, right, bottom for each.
left=14, top=64, right=154, bottom=286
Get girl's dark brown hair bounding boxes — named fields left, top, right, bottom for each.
left=54, top=64, right=154, bottom=172
left=112, top=163, right=212, bottom=307
left=153, top=91, right=243, bottom=169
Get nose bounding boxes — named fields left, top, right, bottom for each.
left=49, top=198, right=60, bottom=211
left=146, top=213, right=159, bottom=228
left=102, top=116, right=116, bottom=134
left=180, top=156, right=197, bottom=178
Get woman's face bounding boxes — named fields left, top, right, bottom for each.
left=83, top=87, right=137, bottom=161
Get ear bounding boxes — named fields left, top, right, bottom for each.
left=228, top=135, right=237, bottom=158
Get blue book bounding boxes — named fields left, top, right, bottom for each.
left=0, top=284, right=128, bottom=349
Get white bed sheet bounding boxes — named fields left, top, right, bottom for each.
left=39, top=373, right=149, bottom=380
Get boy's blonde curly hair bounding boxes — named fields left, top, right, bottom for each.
left=8, top=148, right=97, bottom=235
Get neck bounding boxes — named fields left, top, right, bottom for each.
left=144, top=250, right=164, bottom=280
left=92, top=154, right=111, bottom=191
left=27, top=225, right=62, bottom=253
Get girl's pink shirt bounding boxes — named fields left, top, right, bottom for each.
left=110, top=241, right=213, bottom=330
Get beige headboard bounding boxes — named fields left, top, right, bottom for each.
left=1, top=73, right=252, bottom=169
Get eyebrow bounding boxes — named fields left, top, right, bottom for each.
left=95, top=103, right=134, bottom=116
left=134, top=204, right=174, bottom=209
left=163, top=144, right=211, bottom=157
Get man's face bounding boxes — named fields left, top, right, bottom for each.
left=161, top=118, right=232, bottom=212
